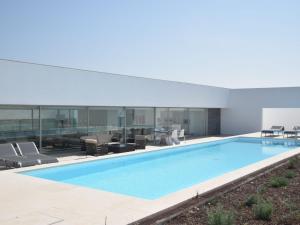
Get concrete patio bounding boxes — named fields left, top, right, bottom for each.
left=0, top=134, right=299, bottom=225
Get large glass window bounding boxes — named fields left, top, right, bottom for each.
left=188, top=108, right=207, bottom=137
left=41, top=107, right=88, bottom=150
left=0, top=105, right=212, bottom=152
left=155, top=107, right=208, bottom=140
left=0, top=106, right=39, bottom=145
left=126, top=107, right=154, bottom=143
left=88, top=107, right=125, bottom=142
left=155, top=108, right=169, bottom=130
left=168, top=108, right=189, bottom=131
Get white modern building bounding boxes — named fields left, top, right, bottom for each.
left=0, top=59, right=300, bottom=152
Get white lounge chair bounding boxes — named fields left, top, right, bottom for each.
left=171, top=129, right=180, bottom=145
left=179, top=129, right=185, bottom=142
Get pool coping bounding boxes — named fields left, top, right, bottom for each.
left=130, top=152, right=300, bottom=225
left=1, top=133, right=300, bottom=225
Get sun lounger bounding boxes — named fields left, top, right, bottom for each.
left=0, top=143, right=39, bottom=168
left=261, top=126, right=284, bottom=137
left=16, top=142, right=58, bottom=164
left=284, top=126, right=300, bottom=138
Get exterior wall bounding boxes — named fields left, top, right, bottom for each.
left=2, top=59, right=300, bottom=136
left=262, top=108, right=300, bottom=130
left=0, top=60, right=229, bottom=108
left=221, top=87, right=300, bottom=135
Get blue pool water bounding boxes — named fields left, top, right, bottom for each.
left=21, top=137, right=299, bottom=199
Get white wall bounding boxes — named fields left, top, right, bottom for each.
left=262, top=108, right=300, bottom=130
left=3, top=59, right=300, bottom=136
left=0, top=60, right=229, bottom=108
left=221, top=87, right=300, bottom=135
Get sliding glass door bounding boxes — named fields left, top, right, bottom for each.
left=88, top=107, right=125, bottom=142
left=41, top=107, right=88, bottom=150
left=126, top=107, right=155, bottom=142
left=168, top=108, right=189, bottom=131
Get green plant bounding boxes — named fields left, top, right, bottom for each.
left=244, top=194, right=259, bottom=207
left=287, top=157, right=299, bottom=169
left=285, top=170, right=296, bottom=179
left=257, top=185, right=267, bottom=194
left=207, top=196, right=218, bottom=206
left=253, top=200, right=273, bottom=221
left=269, top=176, right=288, bottom=188
left=208, top=206, right=235, bottom=225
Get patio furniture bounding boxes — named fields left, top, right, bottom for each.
left=0, top=143, right=39, bottom=168
left=284, top=126, right=300, bottom=138
left=81, top=134, right=114, bottom=154
left=85, top=139, right=99, bottom=155
left=171, top=129, right=180, bottom=145
left=16, top=142, right=58, bottom=164
left=261, top=126, right=284, bottom=137
left=108, top=143, right=135, bottom=153
left=97, top=134, right=114, bottom=146
left=154, top=128, right=170, bottom=145
left=160, top=134, right=173, bottom=146
left=178, top=129, right=185, bottom=141
left=134, top=135, right=146, bottom=149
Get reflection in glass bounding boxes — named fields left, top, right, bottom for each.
left=41, top=107, right=88, bottom=150
left=0, top=106, right=39, bottom=146
left=155, top=108, right=169, bottom=130
left=126, top=108, right=154, bottom=143
left=168, top=108, right=189, bottom=132
left=88, top=107, right=125, bottom=142
left=188, top=108, right=207, bottom=137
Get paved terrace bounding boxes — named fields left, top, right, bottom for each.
left=0, top=133, right=299, bottom=225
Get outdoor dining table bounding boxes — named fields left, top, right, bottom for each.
left=154, top=129, right=173, bottom=145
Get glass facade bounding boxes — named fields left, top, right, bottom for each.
left=188, top=108, right=207, bottom=137
left=155, top=108, right=207, bottom=137
left=0, top=106, right=219, bottom=152
left=41, top=107, right=88, bottom=150
left=88, top=107, right=125, bottom=142
left=126, top=107, right=155, bottom=143
left=168, top=108, right=189, bottom=131
left=0, top=106, right=39, bottom=146
left=155, top=108, right=169, bottom=130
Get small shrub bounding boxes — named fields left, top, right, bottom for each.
left=269, top=176, right=288, bottom=188
left=288, top=157, right=299, bottom=169
left=208, top=207, right=235, bottom=225
left=244, top=194, right=259, bottom=207
left=285, top=170, right=296, bottom=179
left=253, top=200, right=273, bottom=221
left=257, top=185, right=267, bottom=194
left=207, top=196, right=218, bottom=206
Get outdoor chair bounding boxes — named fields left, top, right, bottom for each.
left=135, top=135, right=146, bottom=149
left=0, top=143, right=39, bottom=168
left=83, top=133, right=116, bottom=155
left=171, top=129, right=180, bottom=145
left=261, top=126, right=284, bottom=137
left=178, top=129, right=185, bottom=141
left=16, top=142, right=58, bottom=164
left=284, top=126, right=300, bottom=138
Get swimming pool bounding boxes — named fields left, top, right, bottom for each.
left=21, top=137, right=299, bottom=200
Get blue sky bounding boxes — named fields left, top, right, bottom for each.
left=0, top=0, right=299, bottom=88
